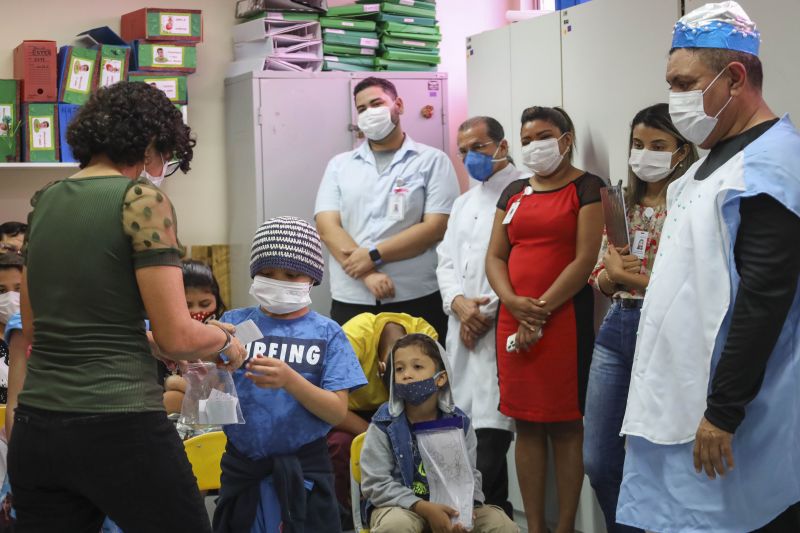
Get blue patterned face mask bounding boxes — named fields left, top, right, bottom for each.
left=394, top=371, right=445, bottom=405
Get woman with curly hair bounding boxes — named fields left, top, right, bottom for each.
left=7, top=82, right=247, bottom=533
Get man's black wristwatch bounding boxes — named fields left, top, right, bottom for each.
left=369, top=248, right=383, bottom=267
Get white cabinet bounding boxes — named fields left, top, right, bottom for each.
left=224, top=71, right=449, bottom=313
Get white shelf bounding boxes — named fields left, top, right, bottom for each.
left=0, top=163, right=79, bottom=169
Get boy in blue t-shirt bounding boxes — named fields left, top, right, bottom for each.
left=212, top=217, right=367, bottom=533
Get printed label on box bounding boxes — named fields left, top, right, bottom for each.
left=100, top=59, right=123, bottom=87
left=161, top=14, right=191, bottom=36
left=403, top=17, right=415, bottom=23
left=30, top=116, right=53, bottom=150
left=153, top=46, right=184, bottom=67
left=342, top=21, right=355, bottom=27
left=145, top=78, right=179, bottom=100
left=0, top=105, right=13, bottom=137
left=364, top=4, right=380, bottom=12
left=361, top=48, right=375, bottom=55
left=361, top=38, right=379, bottom=47
left=68, top=57, right=94, bottom=93
left=402, top=40, right=426, bottom=47
left=266, top=12, right=284, bottom=20
left=326, top=28, right=345, bottom=35
left=400, top=0, right=415, bottom=5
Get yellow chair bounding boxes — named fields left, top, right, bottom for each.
left=184, top=431, right=227, bottom=491
left=350, top=432, right=369, bottom=533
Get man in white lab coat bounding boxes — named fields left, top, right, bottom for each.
left=436, top=116, right=528, bottom=517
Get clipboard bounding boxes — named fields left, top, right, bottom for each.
left=600, top=184, right=630, bottom=249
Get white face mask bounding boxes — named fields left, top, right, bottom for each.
left=0, top=291, right=20, bottom=324
left=140, top=153, right=168, bottom=187
left=521, top=133, right=567, bottom=176
left=669, top=67, right=732, bottom=145
left=629, top=148, right=682, bottom=183
left=249, top=276, right=312, bottom=315
left=358, top=105, right=397, bottom=142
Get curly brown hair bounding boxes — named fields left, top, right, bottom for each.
left=66, top=81, right=195, bottom=172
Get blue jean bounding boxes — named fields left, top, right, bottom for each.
left=583, top=302, right=643, bottom=533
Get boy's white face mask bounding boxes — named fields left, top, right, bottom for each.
left=249, top=276, right=311, bottom=315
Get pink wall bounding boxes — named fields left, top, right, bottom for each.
left=328, top=0, right=515, bottom=188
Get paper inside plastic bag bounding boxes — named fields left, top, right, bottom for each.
left=415, top=420, right=474, bottom=529
left=179, top=362, right=245, bottom=426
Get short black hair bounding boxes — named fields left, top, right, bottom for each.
left=67, top=81, right=195, bottom=172
left=0, top=222, right=26, bottom=239
left=0, top=252, right=23, bottom=273
left=391, top=333, right=444, bottom=373
left=670, top=47, right=763, bottom=90
left=520, top=106, right=577, bottom=160
left=459, top=116, right=505, bottom=144
left=181, top=259, right=226, bottom=319
left=353, top=77, right=398, bottom=100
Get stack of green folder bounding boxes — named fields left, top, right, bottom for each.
left=320, top=9, right=381, bottom=70
left=323, top=1, right=440, bottom=71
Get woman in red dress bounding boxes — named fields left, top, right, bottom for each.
left=486, top=106, right=605, bottom=533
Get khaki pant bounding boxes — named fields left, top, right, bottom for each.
left=370, top=504, right=519, bottom=533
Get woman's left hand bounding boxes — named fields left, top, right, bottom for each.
left=515, top=323, right=541, bottom=353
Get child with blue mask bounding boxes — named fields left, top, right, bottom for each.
left=213, top=216, right=367, bottom=533
left=360, top=333, right=519, bottom=533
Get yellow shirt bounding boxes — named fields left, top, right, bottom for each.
left=343, top=312, right=438, bottom=412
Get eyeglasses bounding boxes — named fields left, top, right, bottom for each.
left=457, top=141, right=496, bottom=159
left=164, top=158, right=181, bottom=177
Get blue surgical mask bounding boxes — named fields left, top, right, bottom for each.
left=394, top=371, right=445, bottom=405
left=464, top=144, right=505, bottom=182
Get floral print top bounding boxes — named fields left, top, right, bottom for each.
left=589, top=202, right=667, bottom=298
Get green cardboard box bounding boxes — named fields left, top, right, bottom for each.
left=98, top=45, right=131, bottom=89
left=0, top=80, right=21, bottom=162
left=135, top=42, right=197, bottom=73
left=128, top=72, right=188, bottom=104
left=23, top=103, right=59, bottom=162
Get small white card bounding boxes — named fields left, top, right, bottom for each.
left=502, top=200, right=520, bottom=225
left=632, top=230, right=649, bottom=260
left=234, top=319, right=263, bottom=345
left=387, top=193, right=406, bottom=221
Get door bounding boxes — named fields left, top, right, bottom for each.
left=259, top=76, right=353, bottom=315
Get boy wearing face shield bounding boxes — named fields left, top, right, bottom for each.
left=315, top=78, right=460, bottom=342
left=213, top=216, right=367, bottom=533
left=618, top=2, right=800, bottom=531
left=360, top=334, right=519, bottom=533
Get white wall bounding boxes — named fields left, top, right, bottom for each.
left=0, top=0, right=234, bottom=248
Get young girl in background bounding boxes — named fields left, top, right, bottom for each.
left=182, top=259, right=227, bottom=323
left=582, top=103, right=698, bottom=533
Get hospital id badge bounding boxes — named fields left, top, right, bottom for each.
left=387, top=189, right=407, bottom=221
left=502, top=200, right=520, bottom=225
left=632, top=230, right=648, bottom=259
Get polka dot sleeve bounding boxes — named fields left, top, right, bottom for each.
left=122, top=179, right=185, bottom=268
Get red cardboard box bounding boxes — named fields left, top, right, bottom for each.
left=121, top=8, right=203, bottom=43
left=14, top=41, right=58, bottom=102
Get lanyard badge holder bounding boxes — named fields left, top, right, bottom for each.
left=388, top=177, right=408, bottom=221
left=502, top=185, right=533, bottom=225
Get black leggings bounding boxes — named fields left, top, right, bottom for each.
left=8, top=404, right=210, bottom=533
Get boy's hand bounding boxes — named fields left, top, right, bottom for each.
left=245, top=357, right=298, bottom=389
left=413, top=501, right=459, bottom=533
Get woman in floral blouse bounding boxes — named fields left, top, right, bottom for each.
left=582, top=103, right=698, bottom=533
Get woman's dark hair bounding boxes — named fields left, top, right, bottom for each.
left=390, top=333, right=444, bottom=375
left=520, top=106, right=576, bottom=161
left=625, top=103, right=699, bottom=210
left=67, top=81, right=195, bottom=171
left=181, top=259, right=226, bottom=318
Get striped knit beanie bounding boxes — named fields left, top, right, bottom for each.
left=249, top=217, right=324, bottom=285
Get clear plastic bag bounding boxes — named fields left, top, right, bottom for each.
left=179, top=362, right=245, bottom=427
left=415, top=419, right=474, bottom=530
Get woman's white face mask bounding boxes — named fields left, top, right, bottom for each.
left=521, top=133, right=568, bottom=176
left=249, top=276, right=312, bottom=315
left=629, top=147, right=682, bottom=183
